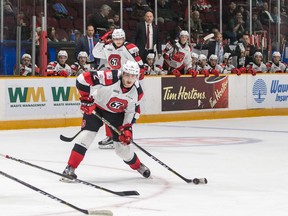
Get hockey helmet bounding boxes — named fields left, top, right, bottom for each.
left=198, top=54, right=207, bottom=61
left=272, top=51, right=281, bottom=57
left=209, top=54, right=218, bottom=61
left=122, top=60, right=140, bottom=76
left=223, top=52, right=232, bottom=59
left=58, top=50, right=68, bottom=58
left=191, top=52, right=199, bottom=59
left=77, top=51, right=88, bottom=59
left=22, top=53, right=31, bottom=59
left=254, top=52, right=263, bottom=58
left=179, top=30, right=189, bottom=37
left=112, top=28, right=126, bottom=39
left=146, top=53, right=155, bottom=59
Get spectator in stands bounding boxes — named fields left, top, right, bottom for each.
left=259, top=2, right=273, bottom=26
left=130, top=0, right=152, bottom=21
left=252, top=13, right=264, bottom=32
left=157, top=0, right=178, bottom=23
left=71, top=52, right=92, bottom=76
left=235, top=33, right=257, bottom=67
left=195, top=0, right=212, bottom=12
left=112, top=14, right=120, bottom=28
left=238, top=5, right=250, bottom=24
left=131, top=10, right=162, bottom=63
left=190, top=10, right=203, bottom=42
left=74, top=30, right=82, bottom=44
left=47, top=50, right=71, bottom=77
left=225, top=12, right=248, bottom=44
left=47, top=27, right=59, bottom=42
left=90, top=4, right=114, bottom=31
left=4, top=0, right=15, bottom=16
left=223, top=2, right=237, bottom=25
left=74, top=25, right=98, bottom=67
left=144, top=53, right=167, bottom=75
left=271, top=6, right=281, bottom=24
left=14, top=54, right=40, bottom=76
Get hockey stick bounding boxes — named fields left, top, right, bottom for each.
left=92, top=111, right=207, bottom=184
left=0, top=170, right=113, bottom=216
left=60, top=130, right=82, bottom=142
left=199, top=33, right=215, bottom=55
left=0, top=153, right=139, bottom=197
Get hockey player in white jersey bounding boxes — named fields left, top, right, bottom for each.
left=71, top=51, right=92, bottom=76
left=162, top=30, right=195, bottom=77
left=247, top=52, right=267, bottom=75
left=144, top=53, right=167, bottom=75
left=93, top=28, right=145, bottom=148
left=206, top=54, right=221, bottom=76
left=62, top=60, right=150, bottom=180
left=196, top=54, right=210, bottom=77
left=220, top=53, right=235, bottom=74
left=47, top=50, right=72, bottom=77
left=266, top=51, right=288, bottom=73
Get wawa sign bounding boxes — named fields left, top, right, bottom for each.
left=161, top=76, right=229, bottom=111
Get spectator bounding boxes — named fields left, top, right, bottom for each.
left=90, top=4, right=114, bottom=31
left=74, top=25, right=98, bottom=67
left=71, top=52, right=92, bottom=76
left=47, top=27, right=59, bottom=42
left=259, top=2, right=273, bottom=26
left=157, top=0, right=178, bottom=23
left=47, top=50, right=71, bottom=77
left=190, top=10, right=203, bottom=42
left=130, top=0, right=152, bottom=21
left=131, top=10, right=162, bottom=63
left=14, top=54, right=40, bottom=76
left=144, top=53, right=167, bottom=75
left=112, top=14, right=120, bottom=28
left=225, top=12, right=248, bottom=44
left=252, top=13, right=263, bottom=32
left=195, top=0, right=212, bottom=12
left=162, top=30, right=194, bottom=76
left=271, top=6, right=281, bottom=24
left=235, top=33, right=257, bottom=67
left=238, top=5, right=250, bottom=24
left=266, top=51, right=288, bottom=72
left=223, top=2, right=237, bottom=25
left=4, top=0, right=15, bottom=16
left=74, top=30, right=82, bottom=44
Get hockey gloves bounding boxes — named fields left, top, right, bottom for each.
left=80, top=96, right=96, bottom=115
left=172, top=69, right=181, bottom=77
left=118, top=124, right=133, bottom=145
left=188, top=69, right=198, bottom=78
left=58, top=70, right=69, bottom=77
left=100, top=30, right=113, bottom=44
left=231, top=68, right=241, bottom=76
left=201, top=69, right=210, bottom=77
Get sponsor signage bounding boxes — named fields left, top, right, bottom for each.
left=161, top=76, right=229, bottom=111
left=5, top=78, right=81, bottom=116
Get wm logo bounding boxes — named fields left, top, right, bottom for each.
left=51, top=87, right=80, bottom=101
left=8, top=87, right=45, bottom=103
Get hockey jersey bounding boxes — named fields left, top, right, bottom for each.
left=248, top=62, right=267, bottom=73
left=220, top=63, right=235, bottom=74
left=267, top=61, right=288, bottom=73
left=71, top=62, right=91, bottom=76
left=15, top=64, right=40, bottom=76
left=47, top=61, right=72, bottom=76
left=76, top=70, right=143, bottom=125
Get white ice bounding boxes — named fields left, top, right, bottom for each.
left=1, top=116, right=288, bottom=216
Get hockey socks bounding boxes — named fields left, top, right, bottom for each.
left=68, top=144, right=87, bottom=168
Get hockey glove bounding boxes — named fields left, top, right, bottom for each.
left=247, top=68, right=256, bottom=76
left=58, top=70, right=69, bottom=77
left=118, top=124, right=133, bottom=145
left=100, top=30, right=113, bottom=44
left=172, top=69, right=181, bottom=77
left=210, top=69, right=219, bottom=77
left=201, top=69, right=210, bottom=77
left=231, top=68, right=241, bottom=76
left=239, top=67, right=247, bottom=74
left=188, top=69, right=198, bottom=78
left=80, top=96, right=96, bottom=115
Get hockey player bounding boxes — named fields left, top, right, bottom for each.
left=247, top=52, right=267, bottom=75
left=162, top=30, right=195, bottom=77
left=220, top=53, right=235, bottom=74
left=47, top=50, right=72, bottom=77
left=144, top=53, right=167, bottom=75
left=14, top=53, right=40, bottom=76
left=62, top=60, right=151, bottom=180
left=207, top=54, right=221, bottom=76
left=71, top=51, right=92, bottom=76
left=92, top=28, right=145, bottom=148
left=196, top=54, right=210, bottom=77
left=266, top=51, right=288, bottom=73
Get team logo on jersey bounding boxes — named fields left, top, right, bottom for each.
left=108, top=54, right=121, bottom=69
left=107, top=97, right=128, bottom=112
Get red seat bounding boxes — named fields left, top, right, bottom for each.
left=59, top=18, right=74, bottom=30
left=47, top=17, right=59, bottom=29
left=74, top=18, right=83, bottom=31
left=164, top=21, right=177, bottom=32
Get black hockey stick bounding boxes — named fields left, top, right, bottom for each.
left=0, top=170, right=113, bottom=215
left=92, top=111, right=207, bottom=184
left=0, top=153, right=139, bottom=196
left=60, top=130, right=82, bottom=142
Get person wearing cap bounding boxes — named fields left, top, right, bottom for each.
left=246, top=52, right=267, bottom=75
left=131, top=10, right=162, bottom=63
left=14, top=53, right=40, bottom=76
left=266, top=51, right=288, bottom=73
left=162, top=30, right=194, bottom=76
left=71, top=51, right=91, bottom=76
left=144, top=53, right=167, bottom=75
left=46, top=50, right=72, bottom=77
left=93, top=28, right=145, bottom=149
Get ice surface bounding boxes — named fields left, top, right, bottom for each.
left=1, top=116, right=288, bottom=216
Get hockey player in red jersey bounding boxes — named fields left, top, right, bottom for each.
left=62, top=60, right=150, bottom=180
left=93, top=28, right=145, bottom=148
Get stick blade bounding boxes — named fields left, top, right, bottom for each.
left=60, top=134, right=74, bottom=142
left=87, top=209, right=113, bottom=216
left=115, top=190, right=140, bottom=196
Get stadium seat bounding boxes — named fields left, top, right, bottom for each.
left=47, top=17, right=59, bottom=29
left=59, top=19, right=74, bottom=30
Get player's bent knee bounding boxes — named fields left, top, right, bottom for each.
left=76, top=130, right=97, bottom=149
left=114, top=142, right=134, bottom=161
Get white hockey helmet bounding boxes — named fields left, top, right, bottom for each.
left=198, top=54, right=207, bottom=61
left=223, top=52, right=231, bottom=59
left=22, top=53, right=31, bottom=59
left=272, top=51, right=281, bottom=57
left=179, top=30, right=189, bottom=37
left=112, top=28, right=126, bottom=39
left=191, top=52, right=199, bottom=59
left=146, top=53, right=155, bottom=59
left=58, top=50, right=68, bottom=58
left=209, top=54, right=218, bottom=61
left=77, top=51, right=88, bottom=59
left=254, top=52, right=263, bottom=58
left=122, top=60, right=140, bottom=76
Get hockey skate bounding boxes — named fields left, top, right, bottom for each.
left=137, top=163, right=151, bottom=178
left=98, top=136, right=114, bottom=149
left=60, top=165, right=77, bottom=182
